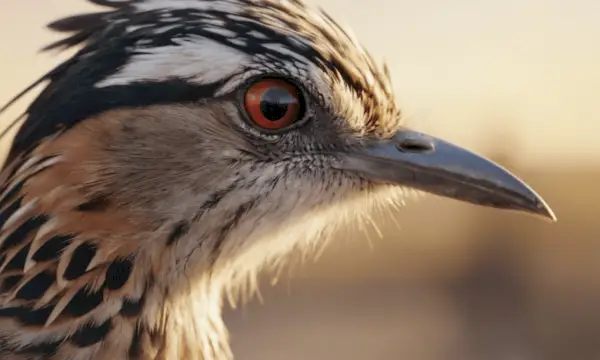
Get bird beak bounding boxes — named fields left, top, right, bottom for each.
left=333, top=129, right=556, bottom=221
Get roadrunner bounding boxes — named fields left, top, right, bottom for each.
left=0, top=0, right=555, bottom=359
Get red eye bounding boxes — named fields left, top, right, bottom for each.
left=243, top=78, right=303, bottom=130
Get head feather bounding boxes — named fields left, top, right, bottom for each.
left=1, top=0, right=400, bottom=163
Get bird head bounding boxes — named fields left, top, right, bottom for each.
left=0, top=0, right=555, bottom=359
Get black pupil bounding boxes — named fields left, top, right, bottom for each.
left=259, top=87, right=295, bottom=121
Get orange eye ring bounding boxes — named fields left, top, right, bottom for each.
left=243, top=78, right=304, bottom=130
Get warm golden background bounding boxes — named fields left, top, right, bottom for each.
left=1, top=1, right=599, bottom=359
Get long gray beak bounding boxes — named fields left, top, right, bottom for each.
left=333, top=129, right=556, bottom=221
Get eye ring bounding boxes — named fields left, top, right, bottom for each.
left=243, top=77, right=306, bottom=131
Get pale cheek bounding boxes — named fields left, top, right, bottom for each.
left=213, top=170, right=358, bottom=269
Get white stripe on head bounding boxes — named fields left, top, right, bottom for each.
left=94, top=33, right=334, bottom=110
left=95, top=36, right=251, bottom=87
left=133, top=0, right=244, bottom=13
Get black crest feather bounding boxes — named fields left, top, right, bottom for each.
left=0, top=1, right=124, bottom=153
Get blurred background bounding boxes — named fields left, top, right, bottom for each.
left=1, top=0, right=599, bottom=359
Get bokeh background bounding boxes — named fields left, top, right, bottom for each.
left=1, top=1, right=599, bottom=359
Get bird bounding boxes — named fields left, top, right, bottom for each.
left=0, top=0, right=555, bottom=359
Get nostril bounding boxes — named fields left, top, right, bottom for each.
left=396, top=139, right=435, bottom=153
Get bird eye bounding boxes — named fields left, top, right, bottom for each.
left=243, top=78, right=304, bottom=130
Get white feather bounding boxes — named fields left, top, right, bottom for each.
left=134, top=0, right=243, bottom=13
left=96, top=35, right=251, bottom=87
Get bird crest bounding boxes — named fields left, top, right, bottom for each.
left=1, top=0, right=400, bottom=162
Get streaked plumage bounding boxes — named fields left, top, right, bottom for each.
left=0, top=0, right=555, bottom=359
